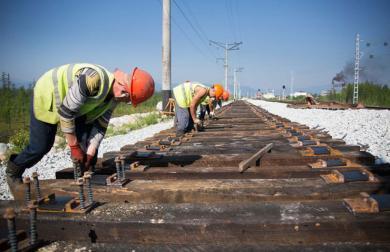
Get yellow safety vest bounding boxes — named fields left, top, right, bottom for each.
left=201, top=96, right=213, bottom=106
left=173, top=82, right=209, bottom=108
left=33, top=63, right=114, bottom=124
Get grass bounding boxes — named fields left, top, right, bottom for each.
left=0, top=88, right=163, bottom=142
left=112, top=92, right=162, bottom=117
left=319, top=82, right=390, bottom=107
left=264, top=83, right=390, bottom=107
left=8, top=128, right=30, bottom=154
left=105, top=112, right=168, bottom=137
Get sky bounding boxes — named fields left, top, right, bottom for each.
left=0, top=0, right=389, bottom=94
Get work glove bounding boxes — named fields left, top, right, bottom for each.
left=84, top=154, right=95, bottom=171
left=69, top=144, right=85, bottom=163
left=85, top=144, right=97, bottom=171
left=193, top=118, right=204, bottom=132
left=193, top=118, right=201, bottom=125
left=209, top=111, right=215, bottom=118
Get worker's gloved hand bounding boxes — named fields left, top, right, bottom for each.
left=84, top=154, right=94, bottom=170
left=209, top=111, right=215, bottom=118
left=193, top=118, right=201, bottom=125
left=69, top=144, right=85, bottom=163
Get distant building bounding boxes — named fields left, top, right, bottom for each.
left=291, top=91, right=308, bottom=97
left=256, top=89, right=263, bottom=99
left=320, top=90, right=331, bottom=96
left=263, top=92, right=276, bottom=99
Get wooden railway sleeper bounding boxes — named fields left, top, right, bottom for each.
left=344, top=192, right=390, bottom=214
left=239, top=143, right=274, bottom=173
left=321, top=168, right=377, bottom=184
left=309, top=158, right=362, bottom=169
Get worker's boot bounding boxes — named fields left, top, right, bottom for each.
left=5, top=154, right=24, bottom=199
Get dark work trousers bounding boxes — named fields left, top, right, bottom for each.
left=199, top=104, right=210, bottom=121
left=11, top=95, right=98, bottom=173
left=213, top=99, right=222, bottom=109
left=174, top=96, right=194, bottom=136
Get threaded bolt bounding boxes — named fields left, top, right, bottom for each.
left=32, top=172, right=42, bottom=200
left=72, top=158, right=80, bottom=181
left=3, top=208, right=18, bottom=252
left=23, top=177, right=31, bottom=205
left=77, top=178, right=85, bottom=209
left=28, top=200, right=38, bottom=245
left=83, top=173, right=93, bottom=204
left=120, top=155, right=126, bottom=180
left=115, top=157, right=122, bottom=181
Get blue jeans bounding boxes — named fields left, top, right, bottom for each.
left=11, top=95, right=98, bottom=172
left=174, top=96, right=194, bottom=135
left=199, top=104, right=210, bottom=121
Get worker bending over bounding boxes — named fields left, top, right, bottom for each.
left=199, top=90, right=230, bottom=122
left=199, top=97, right=214, bottom=122
left=172, top=81, right=223, bottom=137
left=6, top=63, right=155, bottom=196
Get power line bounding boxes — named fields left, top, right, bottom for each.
left=232, top=0, right=243, bottom=42
left=209, top=41, right=243, bottom=91
left=225, top=0, right=238, bottom=41
left=180, top=1, right=209, bottom=44
left=180, top=0, right=217, bottom=57
left=155, top=0, right=212, bottom=60
left=172, top=0, right=216, bottom=59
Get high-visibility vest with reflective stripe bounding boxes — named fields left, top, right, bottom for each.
left=173, top=82, right=209, bottom=108
left=33, top=63, right=114, bottom=124
left=201, top=96, right=212, bottom=106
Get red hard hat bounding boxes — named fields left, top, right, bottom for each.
left=222, top=90, right=230, bottom=101
left=126, top=67, right=155, bottom=107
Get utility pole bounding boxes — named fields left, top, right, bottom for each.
left=209, top=41, right=242, bottom=91
left=290, top=70, right=294, bottom=99
left=162, top=0, right=171, bottom=110
left=233, top=67, right=243, bottom=100
left=353, top=33, right=360, bottom=105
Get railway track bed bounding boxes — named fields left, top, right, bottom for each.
left=1, top=100, right=389, bottom=251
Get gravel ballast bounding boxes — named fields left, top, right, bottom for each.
left=2, top=100, right=389, bottom=199
left=247, top=99, right=390, bottom=164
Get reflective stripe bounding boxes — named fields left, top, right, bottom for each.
left=94, top=65, right=110, bottom=100
left=51, top=68, right=61, bottom=109
left=181, top=83, right=187, bottom=101
left=66, top=63, right=75, bottom=87
left=180, top=82, right=193, bottom=103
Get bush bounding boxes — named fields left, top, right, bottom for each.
left=8, top=129, right=29, bottom=153
left=320, top=82, right=390, bottom=107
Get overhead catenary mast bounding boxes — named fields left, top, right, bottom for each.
left=353, top=33, right=360, bottom=105
left=209, top=41, right=242, bottom=91
left=233, top=67, right=243, bottom=100
left=290, top=70, right=294, bottom=99
left=162, top=0, right=171, bottom=110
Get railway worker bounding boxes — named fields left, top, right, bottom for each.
left=200, top=90, right=230, bottom=121
left=210, top=90, right=230, bottom=113
left=221, top=90, right=230, bottom=102
left=6, top=63, right=155, bottom=195
left=172, top=81, right=224, bottom=136
left=199, top=97, right=214, bottom=122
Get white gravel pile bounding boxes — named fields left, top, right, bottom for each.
left=247, top=99, right=390, bottom=164
left=0, top=119, right=173, bottom=200
left=108, top=112, right=156, bottom=128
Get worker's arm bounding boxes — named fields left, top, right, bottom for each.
left=189, top=87, right=208, bottom=122
left=86, top=102, right=118, bottom=157
left=209, top=98, right=215, bottom=113
left=58, top=68, right=101, bottom=147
